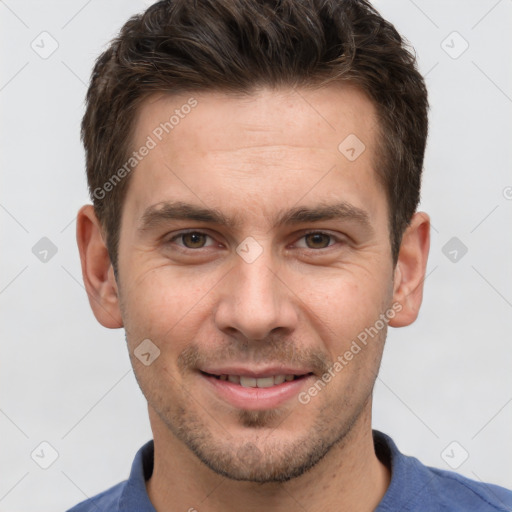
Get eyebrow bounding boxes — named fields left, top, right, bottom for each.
left=138, top=200, right=373, bottom=234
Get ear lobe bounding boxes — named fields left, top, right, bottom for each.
left=388, top=212, right=430, bottom=328
left=76, top=205, right=123, bottom=328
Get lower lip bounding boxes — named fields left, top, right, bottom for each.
left=201, top=373, right=313, bottom=410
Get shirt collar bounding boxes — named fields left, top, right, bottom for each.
left=374, top=430, right=435, bottom=511
left=118, top=440, right=156, bottom=511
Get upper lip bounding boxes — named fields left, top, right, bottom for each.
left=200, top=366, right=313, bottom=378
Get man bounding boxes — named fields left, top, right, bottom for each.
left=69, top=0, right=512, bottom=510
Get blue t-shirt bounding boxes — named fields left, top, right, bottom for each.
left=67, top=431, right=512, bottom=511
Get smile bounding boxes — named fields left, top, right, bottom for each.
left=200, top=370, right=314, bottom=410
left=203, top=372, right=309, bottom=388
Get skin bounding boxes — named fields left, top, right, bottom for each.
left=77, top=84, right=430, bottom=511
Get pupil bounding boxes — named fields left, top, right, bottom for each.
left=184, top=232, right=205, bottom=248
left=307, top=233, right=329, bottom=248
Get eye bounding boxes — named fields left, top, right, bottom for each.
left=295, top=231, right=337, bottom=249
left=168, top=231, right=215, bottom=249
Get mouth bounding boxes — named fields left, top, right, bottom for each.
left=201, top=372, right=311, bottom=388
left=199, top=369, right=315, bottom=410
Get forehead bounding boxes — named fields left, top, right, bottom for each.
left=124, top=84, right=383, bottom=228
left=134, top=84, right=377, bottom=156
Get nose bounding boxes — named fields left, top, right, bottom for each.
left=214, top=250, right=299, bottom=341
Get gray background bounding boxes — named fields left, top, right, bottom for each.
left=1, top=0, right=511, bottom=510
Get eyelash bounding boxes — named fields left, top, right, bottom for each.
left=166, top=230, right=344, bottom=251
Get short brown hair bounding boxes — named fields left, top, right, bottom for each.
left=82, top=0, right=429, bottom=269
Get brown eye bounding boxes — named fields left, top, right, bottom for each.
left=304, top=232, right=332, bottom=249
left=181, top=232, right=208, bottom=248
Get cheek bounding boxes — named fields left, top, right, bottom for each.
left=304, top=278, right=362, bottom=316
left=297, top=271, right=390, bottom=352
left=120, top=267, right=217, bottom=348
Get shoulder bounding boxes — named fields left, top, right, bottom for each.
left=374, top=431, right=512, bottom=512
left=66, top=481, right=125, bottom=511
left=428, top=466, right=512, bottom=511
left=65, top=440, right=155, bottom=511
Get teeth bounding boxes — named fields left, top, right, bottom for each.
left=217, top=374, right=298, bottom=387
left=255, top=376, right=275, bottom=388
left=240, top=376, right=257, bottom=387
left=273, top=374, right=285, bottom=385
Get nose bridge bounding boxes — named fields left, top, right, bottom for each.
left=214, top=245, right=297, bottom=340
left=239, top=255, right=279, bottom=308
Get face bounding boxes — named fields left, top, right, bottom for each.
left=97, top=85, right=410, bottom=482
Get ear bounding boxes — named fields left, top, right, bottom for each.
left=388, top=212, right=430, bottom=328
left=76, top=205, right=123, bottom=328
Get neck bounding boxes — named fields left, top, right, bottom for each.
left=146, top=406, right=390, bottom=512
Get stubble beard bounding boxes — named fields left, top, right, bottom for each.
left=125, top=312, right=387, bottom=484
left=149, top=379, right=374, bottom=484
